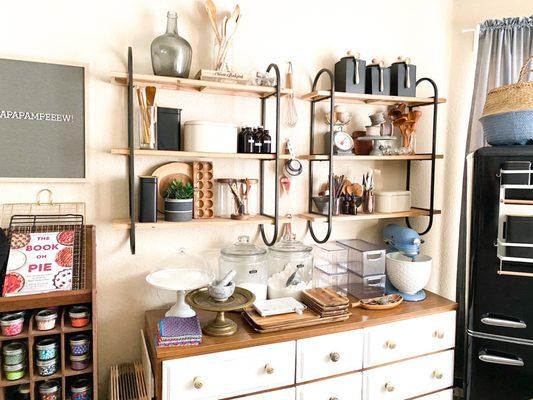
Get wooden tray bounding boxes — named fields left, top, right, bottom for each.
left=242, top=310, right=350, bottom=333
left=244, top=307, right=319, bottom=329
left=302, top=288, right=350, bottom=307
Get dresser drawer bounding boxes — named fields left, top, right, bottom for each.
left=296, top=372, right=362, bottom=400
left=417, top=389, right=453, bottom=400
left=296, top=330, right=363, bottom=383
left=239, top=388, right=296, bottom=400
left=363, top=311, right=456, bottom=368
left=162, top=341, right=296, bottom=400
left=362, top=350, right=454, bottom=400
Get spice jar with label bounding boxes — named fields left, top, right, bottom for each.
left=39, top=380, right=60, bottom=400
left=68, top=305, right=91, bottom=328
left=3, top=342, right=26, bottom=365
left=219, top=235, right=268, bottom=300
left=0, top=313, right=24, bottom=336
left=36, top=338, right=59, bottom=361
left=35, top=309, right=58, bottom=331
left=70, top=378, right=91, bottom=400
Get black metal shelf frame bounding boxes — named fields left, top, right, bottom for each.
left=306, top=70, right=440, bottom=243
left=124, top=47, right=282, bottom=254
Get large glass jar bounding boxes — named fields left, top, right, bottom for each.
left=267, top=234, right=313, bottom=300
left=219, top=236, right=268, bottom=300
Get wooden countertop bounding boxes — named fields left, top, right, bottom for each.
left=145, top=291, right=457, bottom=361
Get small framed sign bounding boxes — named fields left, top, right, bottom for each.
left=0, top=57, right=87, bottom=181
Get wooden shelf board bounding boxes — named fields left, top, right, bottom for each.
left=298, top=208, right=441, bottom=223
left=110, top=148, right=291, bottom=160
left=0, top=374, right=29, bottom=388
left=65, top=365, right=93, bottom=377
left=63, top=322, right=93, bottom=334
left=502, top=199, right=533, bottom=205
left=32, top=371, right=63, bottom=382
left=300, top=153, right=444, bottom=161
left=31, top=326, right=62, bottom=337
left=113, top=215, right=290, bottom=230
left=0, top=290, right=92, bottom=313
left=110, top=72, right=292, bottom=98
left=299, top=90, right=446, bottom=106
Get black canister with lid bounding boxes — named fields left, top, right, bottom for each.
left=334, top=51, right=366, bottom=93
left=139, top=176, right=158, bottom=223
left=156, top=107, right=181, bottom=150
left=365, top=61, right=390, bottom=95
left=390, top=58, right=416, bottom=97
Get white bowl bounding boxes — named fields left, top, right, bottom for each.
left=386, top=252, right=432, bottom=295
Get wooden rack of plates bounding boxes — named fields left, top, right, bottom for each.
left=0, top=226, right=97, bottom=400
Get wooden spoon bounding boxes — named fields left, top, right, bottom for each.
left=145, top=86, right=156, bottom=108
left=205, top=0, right=222, bottom=43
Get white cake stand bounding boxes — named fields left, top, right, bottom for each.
left=146, top=268, right=215, bottom=318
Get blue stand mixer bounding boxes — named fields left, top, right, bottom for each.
left=383, top=224, right=427, bottom=301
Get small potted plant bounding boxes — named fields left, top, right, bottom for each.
left=163, top=180, right=194, bottom=222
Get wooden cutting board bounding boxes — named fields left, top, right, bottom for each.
left=305, top=301, right=350, bottom=318
left=243, top=308, right=319, bottom=329
left=302, top=294, right=350, bottom=312
left=302, top=288, right=350, bottom=308
left=152, top=162, right=193, bottom=213
left=242, top=311, right=350, bottom=334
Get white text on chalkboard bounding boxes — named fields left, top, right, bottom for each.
left=0, top=109, right=74, bottom=122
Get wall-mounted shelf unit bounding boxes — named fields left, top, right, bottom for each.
left=0, top=226, right=97, bottom=400
left=111, top=48, right=284, bottom=254
left=304, top=69, right=445, bottom=243
left=110, top=71, right=292, bottom=98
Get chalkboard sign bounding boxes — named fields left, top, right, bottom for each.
left=0, top=58, right=86, bottom=180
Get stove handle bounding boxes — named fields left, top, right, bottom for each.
left=481, top=316, right=527, bottom=329
left=479, top=351, right=524, bottom=367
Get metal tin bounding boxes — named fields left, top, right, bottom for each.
left=0, top=313, right=24, bottom=336
left=17, top=384, right=31, bottom=400
left=36, top=357, right=59, bottom=376
left=3, top=341, right=26, bottom=365
left=70, top=353, right=90, bottom=371
left=3, top=361, right=25, bottom=380
left=36, top=338, right=59, bottom=360
left=39, top=380, right=60, bottom=400
left=71, top=378, right=91, bottom=400
left=68, top=305, right=91, bottom=328
left=69, top=334, right=90, bottom=356
left=35, top=309, right=58, bottom=331
left=139, top=176, right=158, bottom=223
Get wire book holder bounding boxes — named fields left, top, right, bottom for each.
left=6, top=214, right=86, bottom=290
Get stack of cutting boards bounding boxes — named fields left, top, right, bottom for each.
left=242, top=288, right=351, bottom=333
left=302, top=288, right=350, bottom=317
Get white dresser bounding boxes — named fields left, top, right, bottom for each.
left=145, top=292, right=457, bottom=400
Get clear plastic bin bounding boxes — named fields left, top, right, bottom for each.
left=336, top=239, right=386, bottom=277
left=346, top=271, right=385, bottom=300
left=313, top=243, right=349, bottom=294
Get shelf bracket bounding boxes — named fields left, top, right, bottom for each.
left=307, top=69, right=335, bottom=244
left=127, top=47, right=136, bottom=254
left=259, top=63, right=282, bottom=246
left=405, top=77, right=438, bottom=235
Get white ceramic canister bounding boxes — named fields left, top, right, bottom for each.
left=183, top=121, right=238, bottom=153
left=374, top=190, right=411, bottom=213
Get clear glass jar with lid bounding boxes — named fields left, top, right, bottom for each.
left=219, top=236, right=268, bottom=300
left=267, top=232, right=314, bottom=300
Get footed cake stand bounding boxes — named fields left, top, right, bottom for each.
left=146, top=268, right=215, bottom=317
left=186, top=287, right=255, bottom=336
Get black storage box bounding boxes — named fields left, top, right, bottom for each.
left=139, top=176, right=158, bottom=223
left=390, top=61, right=416, bottom=97
left=365, top=65, right=390, bottom=95
left=334, top=55, right=366, bottom=93
left=505, top=216, right=533, bottom=258
left=156, top=107, right=181, bottom=151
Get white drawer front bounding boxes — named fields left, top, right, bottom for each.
left=162, top=341, right=296, bottom=400
left=363, top=311, right=456, bottom=368
left=362, top=350, right=454, bottom=400
left=417, top=388, right=453, bottom=400
left=240, top=388, right=296, bottom=400
left=296, top=372, right=362, bottom=400
left=296, top=330, right=363, bottom=383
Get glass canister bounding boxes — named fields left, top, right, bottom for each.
left=215, top=179, right=237, bottom=218
left=219, top=236, right=268, bottom=300
left=267, top=233, right=314, bottom=300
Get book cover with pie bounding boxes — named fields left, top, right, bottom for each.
left=2, top=231, right=75, bottom=296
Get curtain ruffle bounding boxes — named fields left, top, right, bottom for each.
left=480, top=16, right=533, bottom=33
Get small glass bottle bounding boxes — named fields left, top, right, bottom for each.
left=151, top=11, right=193, bottom=78
left=243, top=128, right=255, bottom=153
left=262, top=130, right=272, bottom=154
left=253, top=127, right=263, bottom=153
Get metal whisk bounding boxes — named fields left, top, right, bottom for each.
left=284, top=61, right=298, bottom=127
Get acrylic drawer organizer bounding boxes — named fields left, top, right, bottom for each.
left=497, top=168, right=533, bottom=278
left=313, top=242, right=349, bottom=293
left=0, top=224, right=98, bottom=400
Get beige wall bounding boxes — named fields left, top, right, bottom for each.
left=0, top=0, right=527, bottom=397
left=439, top=0, right=532, bottom=301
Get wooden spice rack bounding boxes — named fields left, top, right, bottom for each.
left=0, top=226, right=97, bottom=400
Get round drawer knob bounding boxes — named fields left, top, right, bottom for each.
left=385, top=340, right=396, bottom=350
left=193, top=377, right=203, bottom=389
left=384, top=382, right=395, bottom=392
left=330, top=352, right=341, bottom=362
left=432, top=370, right=444, bottom=379
left=265, top=364, right=275, bottom=375
left=434, top=331, right=445, bottom=339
